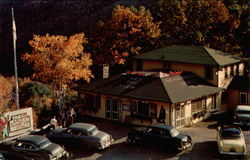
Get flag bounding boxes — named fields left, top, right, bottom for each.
left=12, top=8, right=17, bottom=41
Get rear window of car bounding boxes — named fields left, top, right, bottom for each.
left=221, top=128, right=241, bottom=138
left=236, top=110, right=250, bottom=114
left=89, top=127, right=98, bottom=135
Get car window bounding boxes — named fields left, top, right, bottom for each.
left=147, top=128, right=161, bottom=136
left=89, top=127, right=98, bottom=135
left=170, top=128, right=180, bottom=137
left=236, top=110, right=250, bottom=114
left=221, top=128, right=241, bottom=139
left=71, top=130, right=81, bottom=136
left=79, top=131, right=89, bottom=136
left=13, top=142, right=24, bottom=149
left=162, top=130, right=172, bottom=137
left=24, top=144, right=37, bottom=150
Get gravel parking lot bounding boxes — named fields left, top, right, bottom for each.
left=68, top=117, right=250, bottom=160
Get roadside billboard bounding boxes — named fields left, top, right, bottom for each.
left=0, top=107, right=33, bottom=138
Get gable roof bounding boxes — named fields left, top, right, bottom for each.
left=227, top=75, right=250, bottom=92
left=77, top=72, right=222, bottom=104
left=134, top=45, right=242, bottom=66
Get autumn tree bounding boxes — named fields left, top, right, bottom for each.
left=90, top=5, right=161, bottom=65
left=22, top=33, right=93, bottom=109
left=154, top=0, right=230, bottom=46
left=0, top=75, right=14, bottom=113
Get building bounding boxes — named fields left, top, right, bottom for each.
left=77, top=71, right=221, bottom=128
left=133, top=45, right=245, bottom=111
left=228, top=75, right=250, bottom=111
left=77, top=45, right=245, bottom=127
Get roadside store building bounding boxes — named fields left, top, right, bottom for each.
left=228, top=74, right=250, bottom=111
left=77, top=71, right=221, bottom=128
left=133, top=45, right=245, bottom=111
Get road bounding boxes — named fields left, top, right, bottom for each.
left=67, top=118, right=250, bottom=160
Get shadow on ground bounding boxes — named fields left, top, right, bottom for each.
left=95, top=141, right=179, bottom=160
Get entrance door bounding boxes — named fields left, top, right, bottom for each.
left=105, top=98, right=119, bottom=121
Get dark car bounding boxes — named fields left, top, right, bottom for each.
left=0, top=135, right=67, bottom=160
left=47, top=123, right=113, bottom=150
left=127, top=124, right=192, bottom=151
left=233, top=105, right=250, bottom=127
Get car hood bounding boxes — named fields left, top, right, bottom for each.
left=93, top=131, right=110, bottom=141
left=42, top=143, right=65, bottom=156
left=220, top=138, right=244, bottom=148
left=175, top=133, right=188, bottom=141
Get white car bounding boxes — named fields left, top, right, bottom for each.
left=217, top=125, right=247, bottom=156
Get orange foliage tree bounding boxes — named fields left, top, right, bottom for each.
left=22, top=33, right=93, bottom=109
left=90, top=5, right=161, bottom=65
left=0, top=75, right=14, bottom=113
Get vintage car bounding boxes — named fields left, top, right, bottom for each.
left=127, top=124, right=192, bottom=151
left=47, top=123, right=113, bottom=150
left=217, top=125, right=247, bottom=156
left=0, top=135, right=67, bottom=160
left=233, top=105, right=250, bottom=126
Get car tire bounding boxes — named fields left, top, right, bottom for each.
left=127, top=138, right=135, bottom=144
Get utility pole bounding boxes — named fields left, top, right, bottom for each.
left=12, top=7, right=19, bottom=109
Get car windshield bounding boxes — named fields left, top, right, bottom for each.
left=236, top=110, right=250, bottom=114
left=89, top=127, right=98, bottom=135
left=170, top=128, right=180, bottom=137
left=221, top=128, right=241, bottom=139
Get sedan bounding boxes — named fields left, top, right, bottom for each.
left=47, top=123, right=114, bottom=150
left=217, top=125, right=247, bottom=156
left=0, top=135, right=67, bottom=160
left=127, top=124, right=192, bottom=151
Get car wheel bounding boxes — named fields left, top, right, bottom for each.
left=127, top=138, right=136, bottom=144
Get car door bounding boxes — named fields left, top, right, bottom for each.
left=11, top=142, right=29, bottom=159
left=161, top=130, right=172, bottom=147
left=56, top=128, right=74, bottom=146
left=71, top=129, right=87, bottom=147
left=143, top=127, right=162, bottom=145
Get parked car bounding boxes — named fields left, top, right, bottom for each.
left=217, top=125, right=247, bottom=156
left=127, top=124, right=192, bottom=151
left=0, top=153, right=5, bottom=160
left=0, top=135, right=67, bottom=160
left=233, top=105, right=250, bottom=127
left=47, top=123, right=114, bottom=150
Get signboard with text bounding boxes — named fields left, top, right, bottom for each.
left=2, top=108, right=33, bottom=138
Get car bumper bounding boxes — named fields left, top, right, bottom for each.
left=219, top=150, right=246, bottom=156
left=51, top=150, right=67, bottom=160
left=177, top=141, right=192, bottom=150
left=98, top=138, right=114, bottom=150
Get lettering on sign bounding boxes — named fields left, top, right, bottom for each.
left=9, top=113, right=31, bottom=133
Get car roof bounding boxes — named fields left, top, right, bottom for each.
left=17, top=135, right=48, bottom=145
left=149, top=124, right=174, bottom=131
left=220, top=125, right=241, bottom=131
left=236, top=105, right=250, bottom=111
left=69, top=123, right=96, bottom=132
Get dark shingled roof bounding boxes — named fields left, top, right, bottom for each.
left=134, top=45, right=242, bottom=66
left=78, top=72, right=222, bottom=104
left=228, top=75, right=250, bottom=92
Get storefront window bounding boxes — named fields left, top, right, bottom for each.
left=138, top=102, right=149, bottom=117
left=150, top=103, right=157, bottom=119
